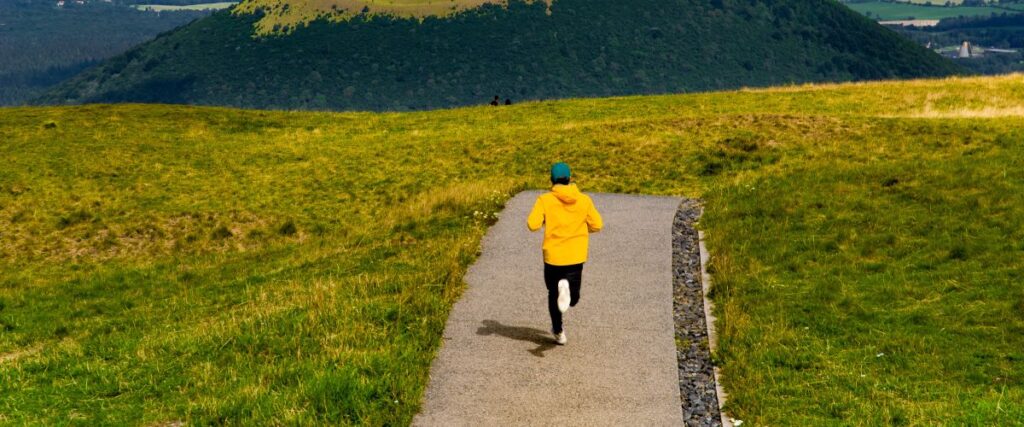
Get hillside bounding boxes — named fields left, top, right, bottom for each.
left=0, top=0, right=209, bottom=106
left=3, top=75, right=1024, bottom=424
left=231, top=0, right=547, bottom=34
left=38, top=0, right=963, bottom=111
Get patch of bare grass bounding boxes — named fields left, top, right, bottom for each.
left=900, top=106, right=1024, bottom=118
left=234, top=0, right=550, bottom=34
left=0, top=344, right=43, bottom=365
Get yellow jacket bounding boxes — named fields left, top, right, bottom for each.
left=527, top=184, right=603, bottom=266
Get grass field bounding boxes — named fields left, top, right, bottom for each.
left=2, top=75, right=1024, bottom=425
left=233, top=0, right=546, bottom=34
left=845, top=1, right=1013, bottom=20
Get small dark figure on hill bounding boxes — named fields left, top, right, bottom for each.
left=505, top=98, right=512, bottom=105
left=490, top=95, right=500, bottom=106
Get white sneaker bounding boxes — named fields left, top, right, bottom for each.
left=555, top=331, right=567, bottom=345
left=557, top=279, right=570, bottom=313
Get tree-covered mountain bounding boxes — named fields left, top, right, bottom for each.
left=0, top=0, right=209, bottom=106
left=38, top=0, right=964, bottom=111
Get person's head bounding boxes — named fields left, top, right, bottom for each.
left=494, top=95, right=500, bottom=100
left=550, top=162, right=571, bottom=186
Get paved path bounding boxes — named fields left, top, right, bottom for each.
left=414, top=191, right=684, bottom=426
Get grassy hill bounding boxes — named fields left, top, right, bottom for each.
left=37, top=0, right=963, bottom=111
left=232, top=0, right=547, bottom=34
left=4, top=75, right=1024, bottom=425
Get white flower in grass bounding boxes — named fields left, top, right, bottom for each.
left=876, top=352, right=885, bottom=358
left=732, top=419, right=744, bottom=426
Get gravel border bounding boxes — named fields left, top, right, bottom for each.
left=672, top=200, right=723, bottom=427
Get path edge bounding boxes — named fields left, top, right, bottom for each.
left=698, top=231, right=733, bottom=427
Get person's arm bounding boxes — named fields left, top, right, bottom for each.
left=527, top=197, right=545, bottom=232
left=586, top=199, right=603, bottom=233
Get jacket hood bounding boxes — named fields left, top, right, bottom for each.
left=551, top=184, right=581, bottom=204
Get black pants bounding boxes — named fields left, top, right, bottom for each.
left=544, top=263, right=583, bottom=334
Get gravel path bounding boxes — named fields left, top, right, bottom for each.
left=414, top=191, right=685, bottom=426
left=672, top=201, right=724, bottom=427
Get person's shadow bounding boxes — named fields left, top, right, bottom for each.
left=477, top=320, right=557, bottom=357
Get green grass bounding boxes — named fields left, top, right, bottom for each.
left=2, top=75, right=1024, bottom=425
left=845, top=1, right=1013, bottom=20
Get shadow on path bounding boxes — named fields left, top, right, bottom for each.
left=477, top=320, right=557, bottom=357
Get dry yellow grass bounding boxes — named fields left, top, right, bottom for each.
left=903, top=106, right=1024, bottom=118
left=0, top=344, right=44, bottom=365
left=741, top=73, right=1024, bottom=94
left=234, top=0, right=547, bottom=34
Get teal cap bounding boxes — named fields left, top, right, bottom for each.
left=550, top=162, right=571, bottom=181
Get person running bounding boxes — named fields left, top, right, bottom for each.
left=527, top=162, right=603, bottom=345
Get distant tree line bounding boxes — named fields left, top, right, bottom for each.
left=116, top=0, right=235, bottom=5
left=893, top=13, right=1024, bottom=75
left=896, top=13, right=1024, bottom=48
left=0, top=0, right=208, bottom=105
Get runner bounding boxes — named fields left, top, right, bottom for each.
left=527, top=162, right=603, bottom=345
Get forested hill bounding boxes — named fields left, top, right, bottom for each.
left=0, top=0, right=207, bottom=106
left=38, top=0, right=963, bottom=111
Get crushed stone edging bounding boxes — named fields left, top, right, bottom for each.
left=671, top=202, right=733, bottom=427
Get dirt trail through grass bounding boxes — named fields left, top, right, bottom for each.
left=414, top=191, right=685, bottom=425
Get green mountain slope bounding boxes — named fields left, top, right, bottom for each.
left=38, top=0, right=963, bottom=111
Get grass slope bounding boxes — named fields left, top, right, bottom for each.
left=38, top=0, right=962, bottom=111
left=3, top=75, right=1024, bottom=425
left=232, top=0, right=543, bottom=34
